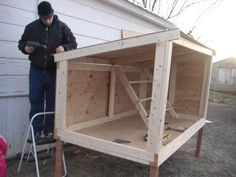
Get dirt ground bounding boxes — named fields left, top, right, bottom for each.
left=6, top=102, right=236, bottom=177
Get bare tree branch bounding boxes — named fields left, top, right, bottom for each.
left=167, top=0, right=179, bottom=19
left=187, top=0, right=222, bottom=35
left=151, top=0, right=158, bottom=12
left=142, top=0, right=147, bottom=8
left=157, top=0, right=162, bottom=15
left=129, top=0, right=222, bottom=37
left=168, top=0, right=207, bottom=20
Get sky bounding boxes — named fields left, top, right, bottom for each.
left=130, top=0, right=236, bottom=62
left=175, top=0, right=236, bottom=62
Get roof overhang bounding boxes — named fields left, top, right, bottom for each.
left=100, top=0, right=175, bottom=29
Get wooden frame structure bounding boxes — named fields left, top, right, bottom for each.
left=54, top=28, right=214, bottom=177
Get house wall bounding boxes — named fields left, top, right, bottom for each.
left=0, top=0, right=171, bottom=157
left=211, top=58, right=236, bottom=92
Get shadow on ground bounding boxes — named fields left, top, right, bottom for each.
left=7, top=102, right=236, bottom=177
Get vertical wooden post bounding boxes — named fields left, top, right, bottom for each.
left=108, top=66, right=116, bottom=121
left=195, top=127, right=203, bottom=157
left=55, top=61, right=68, bottom=130
left=147, top=42, right=173, bottom=154
left=139, top=70, right=148, bottom=108
left=55, top=140, right=64, bottom=177
left=149, top=166, right=159, bottom=177
left=149, top=154, right=159, bottom=177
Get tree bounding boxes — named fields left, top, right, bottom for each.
left=129, top=0, right=222, bottom=36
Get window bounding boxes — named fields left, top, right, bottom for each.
left=219, top=68, right=236, bottom=85
left=232, top=69, right=236, bottom=85
left=219, top=68, right=231, bottom=85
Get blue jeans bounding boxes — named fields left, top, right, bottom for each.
left=29, top=65, right=56, bottom=135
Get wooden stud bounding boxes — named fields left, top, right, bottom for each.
left=199, top=57, right=212, bottom=118
left=147, top=42, right=173, bottom=155
left=108, top=66, right=116, bottom=121
left=55, top=140, right=64, bottom=177
left=168, top=60, right=177, bottom=107
left=55, top=61, right=68, bottom=132
left=195, top=127, right=203, bottom=157
left=139, top=70, right=148, bottom=108
left=199, top=58, right=209, bottom=117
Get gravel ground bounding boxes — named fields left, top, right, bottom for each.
left=7, top=102, right=236, bottom=177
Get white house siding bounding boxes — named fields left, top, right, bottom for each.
left=0, top=0, right=172, bottom=157
left=0, top=97, right=30, bottom=157
left=0, top=0, right=36, bottom=157
left=211, top=58, right=236, bottom=92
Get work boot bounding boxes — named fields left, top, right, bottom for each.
left=45, top=132, right=54, bottom=140
left=34, top=132, right=41, bottom=142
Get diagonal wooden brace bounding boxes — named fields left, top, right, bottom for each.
left=145, top=68, right=179, bottom=119
left=115, top=67, right=149, bottom=127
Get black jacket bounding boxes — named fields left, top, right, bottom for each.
left=18, top=15, right=77, bottom=71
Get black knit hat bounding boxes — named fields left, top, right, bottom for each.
left=38, top=1, right=54, bottom=18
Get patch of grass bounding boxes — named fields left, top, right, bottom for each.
left=209, top=90, right=236, bottom=106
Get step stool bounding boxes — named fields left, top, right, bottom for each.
left=17, top=112, right=67, bottom=177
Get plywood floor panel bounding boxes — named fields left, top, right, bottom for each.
left=76, top=114, right=197, bottom=149
left=77, top=115, right=148, bottom=149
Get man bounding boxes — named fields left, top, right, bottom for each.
left=18, top=1, right=77, bottom=139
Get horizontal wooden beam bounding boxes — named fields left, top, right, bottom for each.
left=174, top=38, right=214, bottom=56
left=129, top=80, right=153, bottom=84
left=69, top=62, right=112, bottom=71
left=68, top=110, right=137, bottom=131
left=112, top=55, right=154, bottom=65
left=139, top=97, right=152, bottom=102
left=55, top=28, right=180, bottom=62
left=68, top=62, right=142, bottom=72
left=121, top=66, right=143, bottom=73
left=58, top=129, right=150, bottom=164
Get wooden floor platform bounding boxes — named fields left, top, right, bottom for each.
left=76, top=114, right=197, bottom=149
left=77, top=115, right=147, bottom=149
